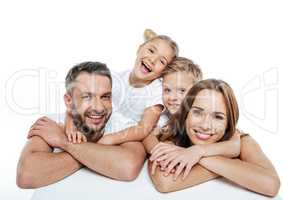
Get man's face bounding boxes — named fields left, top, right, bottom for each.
left=65, top=72, right=112, bottom=139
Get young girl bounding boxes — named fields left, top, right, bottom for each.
left=148, top=79, right=280, bottom=197
left=66, top=29, right=179, bottom=144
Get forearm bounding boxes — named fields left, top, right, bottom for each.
left=106, top=124, right=151, bottom=144
left=142, top=133, right=159, bottom=154
left=199, top=156, right=280, bottom=196
left=199, top=138, right=240, bottom=158
left=17, top=151, right=82, bottom=188
left=62, top=142, right=145, bottom=181
left=148, top=162, right=219, bottom=193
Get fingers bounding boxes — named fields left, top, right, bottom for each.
left=164, top=158, right=179, bottom=177
left=151, top=160, right=159, bottom=175
left=159, top=153, right=177, bottom=170
left=150, top=146, right=176, bottom=161
left=182, top=165, right=192, bottom=180
left=82, top=135, right=87, bottom=142
left=173, top=162, right=186, bottom=181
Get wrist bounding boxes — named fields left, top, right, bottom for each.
left=193, top=144, right=207, bottom=158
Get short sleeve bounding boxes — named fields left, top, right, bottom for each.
left=145, top=79, right=163, bottom=108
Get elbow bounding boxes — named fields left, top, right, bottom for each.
left=119, top=156, right=144, bottom=181
left=264, top=176, right=281, bottom=197
left=16, top=159, right=38, bottom=189
left=150, top=174, right=172, bottom=193
left=16, top=167, right=35, bottom=189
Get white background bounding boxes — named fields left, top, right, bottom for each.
left=0, top=0, right=282, bottom=199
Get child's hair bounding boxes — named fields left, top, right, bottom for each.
left=142, top=29, right=179, bottom=59
left=162, top=57, right=203, bottom=83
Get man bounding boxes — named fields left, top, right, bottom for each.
left=17, top=62, right=146, bottom=188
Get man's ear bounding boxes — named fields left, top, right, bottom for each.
left=64, top=93, right=73, bottom=113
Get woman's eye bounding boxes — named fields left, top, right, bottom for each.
left=192, top=109, right=201, bottom=115
left=215, top=115, right=224, bottom=120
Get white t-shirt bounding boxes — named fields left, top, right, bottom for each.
left=112, top=70, right=163, bottom=123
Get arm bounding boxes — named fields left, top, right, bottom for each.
left=61, top=141, right=146, bottom=181
left=199, top=136, right=281, bottom=197
left=142, top=128, right=160, bottom=154
left=16, top=136, right=82, bottom=189
left=198, top=132, right=241, bottom=158
left=99, top=105, right=163, bottom=145
left=148, top=161, right=219, bottom=193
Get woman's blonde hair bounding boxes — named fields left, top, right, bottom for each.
left=141, top=29, right=179, bottom=59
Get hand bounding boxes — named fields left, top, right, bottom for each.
left=67, top=130, right=87, bottom=144
left=65, top=113, right=77, bottom=138
left=161, top=145, right=204, bottom=181
left=97, top=134, right=114, bottom=145
left=149, top=142, right=183, bottom=162
left=28, top=116, right=68, bottom=148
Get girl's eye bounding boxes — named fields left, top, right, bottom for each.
left=160, top=60, right=166, bottom=65
left=163, top=88, right=170, bottom=93
left=148, top=48, right=154, bottom=53
left=179, top=88, right=186, bottom=93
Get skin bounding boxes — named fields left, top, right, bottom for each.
left=129, top=39, right=175, bottom=87
left=162, top=71, right=196, bottom=115
left=148, top=89, right=280, bottom=196
left=17, top=73, right=146, bottom=189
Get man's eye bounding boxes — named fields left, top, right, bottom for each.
left=82, top=95, right=91, bottom=100
left=160, top=60, right=166, bottom=65
left=102, top=95, right=111, bottom=100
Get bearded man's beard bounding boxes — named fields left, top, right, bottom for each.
left=70, top=106, right=107, bottom=142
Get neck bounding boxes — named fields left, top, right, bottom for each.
left=129, top=71, right=153, bottom=88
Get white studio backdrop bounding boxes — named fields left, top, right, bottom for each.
left=0, top=0, right=282, bottom=199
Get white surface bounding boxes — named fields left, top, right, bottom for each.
left=31, top=161, right=282, bottom=200
left=1, top=0, right=282, bottom=199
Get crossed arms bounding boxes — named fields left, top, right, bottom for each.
left=16, top=117, right=146, bottom=189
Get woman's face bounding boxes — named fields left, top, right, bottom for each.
left=133, top=39, right=175, bottom=82
left=162, top=71, right=195, bottom=115
left=185, top=89, right=228, bottom=145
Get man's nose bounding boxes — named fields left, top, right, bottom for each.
left=91, top=98, right=105, bottom=113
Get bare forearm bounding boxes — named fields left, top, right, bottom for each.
left=62, top=142, right=145, bottom=181
left=199, top=156, right=280, bottom=196
left=17, top=151, right=81, bottom=188
left=142, top=134, right=159, bottom=154
left=148, top=162, right=219, bottom=193
left=200, top=139, right=240, bottom=158
left=107, top=124, right=151, bottom=144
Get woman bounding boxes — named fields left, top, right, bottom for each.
left=148, top=79, right=280, bottom=197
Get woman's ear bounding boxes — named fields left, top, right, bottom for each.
left=64, top=93, right=73, bottom=113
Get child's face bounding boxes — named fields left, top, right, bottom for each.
left=162, top=71, right=195, bottom=114
left=133, top=39, right=175, bottom=83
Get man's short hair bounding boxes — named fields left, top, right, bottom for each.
left=65, top=61, right=112, bottom=93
